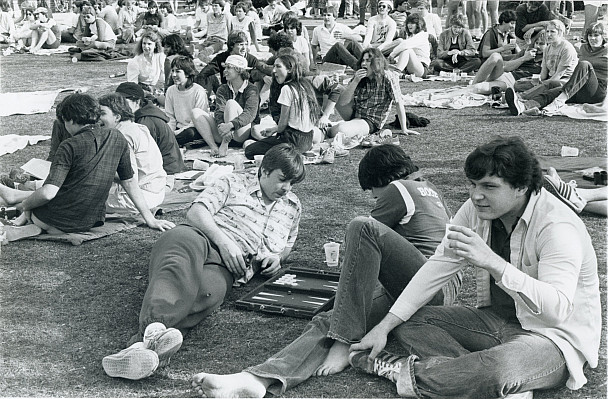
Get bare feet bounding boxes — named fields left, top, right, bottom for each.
left=191, top=371, right=267, bottom=398
left=314, top=341, right=351, bottom=376
left=216, top=139, right=229, bottom=158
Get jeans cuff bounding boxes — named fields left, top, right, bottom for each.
left=243, top=366, right=287, bottom=396
left=396, top=355, right=423, bottom=398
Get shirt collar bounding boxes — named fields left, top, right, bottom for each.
left=517, top=190, right=540, bottom=228
left=228, top=79, right=249, bottom=95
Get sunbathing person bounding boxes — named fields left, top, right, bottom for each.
left=98, top=93, right=167, bottom=214
left=101, top=143, right=305, bottom=380
left=28, top=7, right=61, bottom=54
left=431, top=13, right=481, bottom=73
left=505, top=22, right=607, bottom=116
left=190, top=144, right=461, bottom=397
left=0, top=93, right=173, bottom=241
left=543, top=167, right=607, bottom=217
left=77, top=5, right=117, bottom=49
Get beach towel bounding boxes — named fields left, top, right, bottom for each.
left=554, top=103, right=608, bottom=122
left=0, top=135, right=51, bottom=156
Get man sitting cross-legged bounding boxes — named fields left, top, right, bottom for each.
left=344, top=137, right=600, bottom=398
left=101, top=143, right=305, bottom=380
left=0, top=93, right=174, bottom=241
left=191, top=144, right=462, bottom=397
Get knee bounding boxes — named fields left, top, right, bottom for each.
left=487, top=52, right=502, bottom=64
left=224, top=99, right=240, bottom=113
left=191, top=107, right=209, bottom=121
left=346, top=216, right=373, bottom=237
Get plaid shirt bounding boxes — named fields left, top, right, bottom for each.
left=193, top=172, right=301, bottom=276
left=33, top=125, right=134, bottom=233
left=353, top=73, right=396, bottom=130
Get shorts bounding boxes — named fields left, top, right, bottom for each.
left=362, top=118, right=379, bottom=133
left=42, top=38, right=61, bottom=49
left=496, top=72, right=516, bottom=89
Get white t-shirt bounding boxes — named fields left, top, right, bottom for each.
left=165, top=83, right=209, bottom=130
left=278, top=85, right=314, bottom=132
left=367, top=15, right=396, bottom=46
left=423, top=13, right=442, bottom=37
left=311, top=22, right=355, bottom=57
left=231, top=15, right=253, bottom=43
left=127, top=52, right=166, bottom=86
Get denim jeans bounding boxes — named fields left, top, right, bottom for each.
left=323, top=40, right=363, bottom=71
left=359, top=0, right=377, bottom=24
left=392, top=306, right=569, bottom=398
left=246, top=217, right=461, bottom=395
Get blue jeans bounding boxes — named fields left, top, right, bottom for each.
left=246, top=217, right=461, bottom=395
left=323, top=40, right=363, bottom=71
left=392, top=306, right=569, bottom=398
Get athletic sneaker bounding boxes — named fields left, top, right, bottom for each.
left=349, top=350, right=409, bottom=383
left=102, top=342, right=159, bottom=380
left=543, top=175, right=587, bottom=213
left=505, top=88, right=526, bottom=116
left=360, top=134, right=377, bottom=148
left=320, top=147, right=335, bottom=164
left=143, top=322, right=183, bottom=367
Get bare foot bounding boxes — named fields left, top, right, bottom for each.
left=191, top=371, right=267, bottom=398
left=209, top=146, right=220, bottom=157
left=314, top=341, right=351, bottom=376
left=216, top=140, right=229, bottom=158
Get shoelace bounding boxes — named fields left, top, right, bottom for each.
left=373, top=354, right=403, bottom=382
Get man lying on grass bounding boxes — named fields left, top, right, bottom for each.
left=191, top=144, right=461, bottom=397
left=192, top=136, right=601, bottom=399
left=102, top=143, right=305, bottom=380
left=0, top=93, right=174, bottom=241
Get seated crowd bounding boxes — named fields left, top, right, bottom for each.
left=0, top=1, right=606, bottom=399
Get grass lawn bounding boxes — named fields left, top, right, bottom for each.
left=0, top=26, right=606, bottom=398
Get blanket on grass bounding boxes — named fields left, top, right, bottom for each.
left=538, top=155, right=607, bottom=189
left=32, top=186, right=198, bottom=245
left=0, top=135, right=51, bottom=156
left=402, top=86, right=488, bottom=109
left=554, top=103, right=608, bottom=122
left=0, top=87, right=87, bottom=116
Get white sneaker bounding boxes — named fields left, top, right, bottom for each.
left=143, top=322, right=183, bottom=367
left=102, top=342, right=159, bottom=380
left=542, top=98, right=565, bottom=115
left=504, top=391, right=533, bottom=399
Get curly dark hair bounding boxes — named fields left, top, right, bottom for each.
left=58, top=93, right=101, bottom=126
left=358, top=144, right=419, bottom=190
left=464, top=136, right=543, bottom=194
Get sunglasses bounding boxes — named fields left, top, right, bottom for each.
left=378, top=4, right=388, bottom=9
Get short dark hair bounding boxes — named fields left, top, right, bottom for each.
left=171, top=55, right=197, bottom=88
left=449, top=13, right=466, bottom=28
left=58, top=93, right=100, bottom=125
left=227, top=31, right=248, bottom=50
left=498, top=10, right=516, bottom=25
left=405, top=13, right=426, bottom=34
left=464, top=136, right=543, bottom=194
left=358, top=144, right=418, bottom=190
left=259, top=144, right=306, bottom=184
left=162, top=33, right=190, bottom=56
left=99, top=93, right=135, bottom=122
left=160, top=1, right=173, bottom=12
left=267, top=31, right=293, bottom=51
left=586, top=21, right=607, bottom=44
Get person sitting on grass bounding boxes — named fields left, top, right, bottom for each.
left=98, top=93, right=168, bottom=214
left=261, top=0, right=287, bottom=36
left=196, top=31, right=260, bottom=96
left=115, top=82, right=184, bottom=190
left=12, top=7, right=36, bottom=47
left=468, top=30, right=547, bottom=95
left=161, top=33, right=191, bottom=90
left=0, top=93, right=174, bottom=242
left=244, top=54, right=320, bottom=159
left=101, top=143, right=305, bottom=381
left=478, top=10, right=518, bottom=65
left=431, top=13, right=481, bottom=74
left=543, top=167, right=608, bottom=217
left=190, top=144, right=461, bottom=398
left=328, top=48, right=417, bottom=148
left=189, top=0, right=210, bottom=40
left=77, top=5, right=117, bottom=49
left=514, top=0, right=553, bottom=45
left=196, top=0, right=232, bottom=62
left=361, top=0, right=397, bottom=55
left=310, top=5, right=363, bottom=71
left=505, top=22, right=607, bottom=116
left=0, top=0, right=15, bottom=44
left=387, top=13, right=431, bottom=78
left=127, top=29, right=166, bottom=95
left=28, top=7, right=61, bottom=53
left=210, top=55, right=261, bottom=157
left=283, top=16, right=313, bottom=72
left=165, top=56, right=216, bottom=150
left=117, top=0, right=138, bottom=43
left=410, top=0, right=442, bottom=38
left=158, top=1, right=179, bottom=37
left=230, top=1, right=261, bottom=52
left=135, top=1, right=164, bottom=39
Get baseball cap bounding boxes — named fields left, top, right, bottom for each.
left=225, top=55, right=251, bottom=70
left=115, top=82, right=145, bottom=100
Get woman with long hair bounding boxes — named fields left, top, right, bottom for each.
left=388, top=13, right=431, bottom=77
left=161, top=33, right=190, bottom=90
left=127, top=29, right=166, bottom=93
left=244, top=54, right=320, bottom=159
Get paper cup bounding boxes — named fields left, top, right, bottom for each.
left=323, top=242, right=340, bottom=267
left=560, top=146, right=579, bottom=157
left=254, top=155, right=264, bottom=167
left=443, top=224, right=462, bottom=259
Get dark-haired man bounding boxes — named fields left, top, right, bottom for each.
left=190, top=144, right=460, bottom=397
left=347, top=136, right=600, bottom=398
left=0, top=93, right=173, bottom=240
left=311, top=6, right=363, bottom=70
left=102, top=143, right=305, bottom=381
left=478, top=10, right=519, bottom=64
left=515, top=1, right=553, bottom=44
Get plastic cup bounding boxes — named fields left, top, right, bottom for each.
left=254, top=155, right=264, bottom=167
left=560, top=146, right=579, bottom=157
left=443, top=224, right=462, bottom=259
left=323, top=242, right=340, bottom=267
